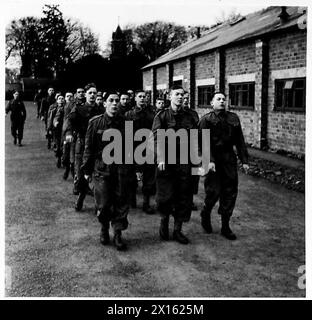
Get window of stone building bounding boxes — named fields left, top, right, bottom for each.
left=173, top=80, right=183, bottom=87
left=229, top=82, right=255, bottom=109
left=274, top=78, right=306, bottom=112
left=197, top=85, right=215, bottom=108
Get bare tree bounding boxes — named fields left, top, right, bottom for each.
left=5, top=17, right=43, bottom=77
left=66, top=19, right=100, bottom=62
left=119, top=21, right=188, bottom=62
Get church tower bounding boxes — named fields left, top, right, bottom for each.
left=110, top=25, right=127, bottom=60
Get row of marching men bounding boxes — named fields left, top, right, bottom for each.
left=35, top=83, right=249, bottom=251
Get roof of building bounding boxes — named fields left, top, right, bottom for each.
left=142, top=6, right=306, bottom=70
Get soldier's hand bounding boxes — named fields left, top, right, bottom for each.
left=54, top=121, right=59, bottom=127
left=40, top=116, right=44, bottom=121
left=66, top=135, right=73, bottom=143
left=197, top=167, right=206, bottom=176
left=84, top=175, right=92, bottom=183
left=242, top=164, right=249, bottom=173
left=136, top=172, right=142, bottom=181
left=158, top=162, right=165, bottom=171
left=208, top=162, right=216, bottom=172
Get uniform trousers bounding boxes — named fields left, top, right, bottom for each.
left=156, top=164, right=193, bottom=222
left=93, top=166, right=129, bottom=232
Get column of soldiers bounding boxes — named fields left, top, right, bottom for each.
left=34, top=83, right=249, bottom=251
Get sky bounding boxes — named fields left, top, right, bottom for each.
left=3, top=0, right=269, bottom=68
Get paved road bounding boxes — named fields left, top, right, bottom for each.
left=5, top=102, right=305, bottom=297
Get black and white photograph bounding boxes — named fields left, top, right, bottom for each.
left=2, top=0, right=309, bottom=300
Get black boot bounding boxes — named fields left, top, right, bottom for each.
left=13, top=137, right=17, bottom=145
left=86, top=185, right=94, bottom=197
left=73, top=177, right=79, bottom=195
left=159, top=216, right=169, bottom=241
left=142, top=194, right=155, bottom=214
left=47, top=138, right=51, bottom=149
left=100, top=223, right=110, bottom=245
left=63, top=165, right=70, bottom=180
left=70, top=163, right=75, bottom=179
left=221, top=215, right=237, bottom=240
left=113, top=230, right=127, bottom=251
left=18, top=140, right=22, bottom=147
left=172, top=220, right=189, bottom=244
left=201, top=207, right=212, bottom=234
left=56, top=157, right=62, bottom=168
left=75, top=193, right=85, bottom=211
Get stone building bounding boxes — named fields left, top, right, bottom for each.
left=142, top=6, right=306, bottom=156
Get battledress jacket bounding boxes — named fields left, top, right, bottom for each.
left=198, top=110, right=248, bottom=165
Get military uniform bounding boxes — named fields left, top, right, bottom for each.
left=52, top=104, right=65, bottom=168
left=65, top=102, right=104, bottom=207
left=6, top=98, right=27, bottom=145
left=81, top=113, right=129, bottom=249
left=47, top=103, right=58, bottom=151
left=198, top=109, right=248, bottom=238
left=40, top=95, right=55, bottom=148
left=40, top=95, right=55, bottom=129
left=152, top=106, right=197, bottom=240
left=118, top=102, right=132, bottom=116
left=62, top=99, right=85, bottom=178
left=34, top=91, right=43, bottom=118
left=125, top=104, right=156, bottom=212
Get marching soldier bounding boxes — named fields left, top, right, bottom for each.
left=198, top=92, right=249, bottom=240
left=51, top=94, right=66, bottom=168
left=95, top=93, right=105, bottom=114
left=6, top=90, right=27, bottom=146
left=34, top=88, right=43, bottom=119
left=56, top=92, right=73, bottom=179
left=81, top=91, right=130, bottom=251
left=69, top=88, right=86, bottom=182
left=40, top=87, right=55, bottom=149
left=125, top=90, right=156, bottom=214
left=64, top=83, right=102, bottom=211
left=47, top=92, right=62, bottom=155
left=154, top=98, right=165, bottom=112
left=127, top=89, right=135, bottom=109
left=152, top=85, right=197, bottom=244
left=118, top=92, right=132, bottom=115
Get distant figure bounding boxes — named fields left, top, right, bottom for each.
left=34, top=88, right=44, bottom=118
left=127, top=89, right=135, bottom=108
left=6, top=90, right=27, bottom=146
left=95, top=93, right=105, bottom=114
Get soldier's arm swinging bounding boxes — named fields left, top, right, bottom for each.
left=234, top=118, right=249, bottom=172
